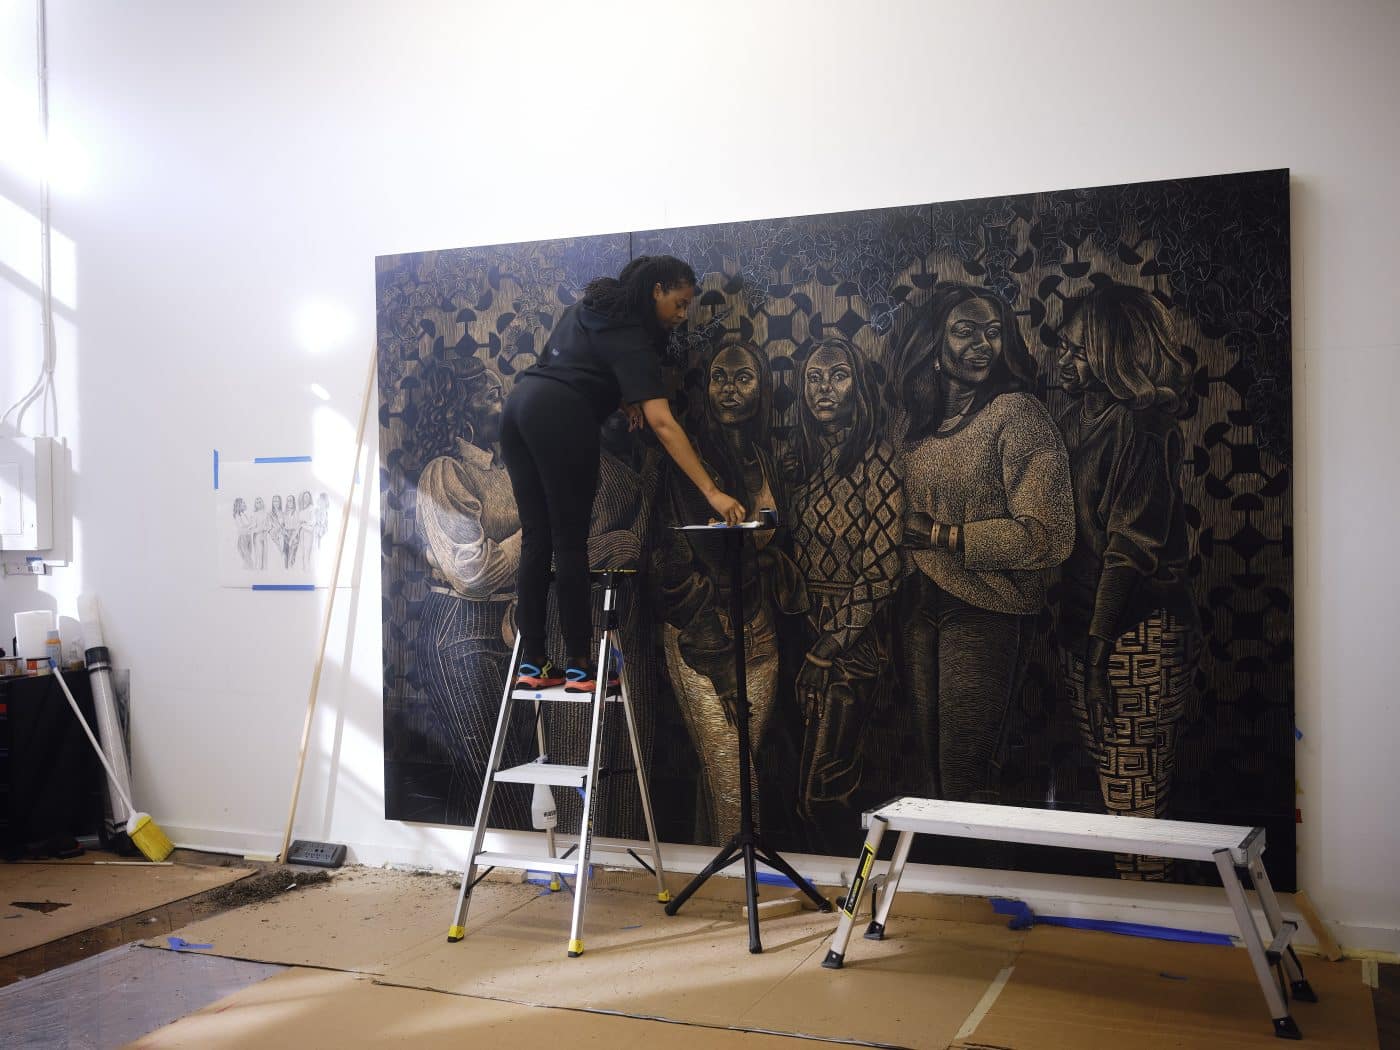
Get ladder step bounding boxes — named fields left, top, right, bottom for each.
left=494, top=762, right=589, bottom=787
left=473, top=851, right=578, bottom=875
left=512, top=684, right=621, bottom=703
left=1266, top=920, right=1298, bottom=962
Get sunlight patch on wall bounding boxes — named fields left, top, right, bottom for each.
left=294, top=299, right=355, bottom=356
left=0, top=195, right=77, bottom=309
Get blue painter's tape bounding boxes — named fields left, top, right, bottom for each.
left=990, top=898, right=1232, bottom=945
left=167, top=936, right=213, bottom=951
left=253, top=455, right=313, bottom=464
left=213, top=449, right=219, bottom=490
left=992, top=898, right=1037, bottom=930
left=252, top=584, right=317, bottom=591
left=755, top=871, right=799, bottom=888
left=1294, top=727, right=1303, bottom=741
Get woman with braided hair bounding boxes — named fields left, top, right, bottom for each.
left=502, top=255, right=745, bottom=695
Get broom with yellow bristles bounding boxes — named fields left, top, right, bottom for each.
left=51, top=663, right=174, bottom=862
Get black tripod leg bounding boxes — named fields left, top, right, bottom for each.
left=665, top=836, right=742, bottom=916
left=755, top=846, right=832, bottom=912
left=743, top=842, right=763, bottom=953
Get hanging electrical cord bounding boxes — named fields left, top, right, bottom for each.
left=2, top=0, right=57, bottom=437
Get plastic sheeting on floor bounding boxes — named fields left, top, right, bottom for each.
left=0, top=942, right=285, bottom=1049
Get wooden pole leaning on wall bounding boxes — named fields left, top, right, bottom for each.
left=278, top=345, right=378, bottom=865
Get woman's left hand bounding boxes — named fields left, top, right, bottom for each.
left=621, top=402, right=646, bottom=432
left=902, top=511, right=934, bottom=548
left=797, top=652, right=832, bottom=721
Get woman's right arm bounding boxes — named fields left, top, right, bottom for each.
left=640, top=398, right=746, bottom=525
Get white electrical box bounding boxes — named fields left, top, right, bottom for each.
left=0, top=436, right=58, bottom=552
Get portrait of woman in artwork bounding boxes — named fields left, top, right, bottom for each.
left=657, top=340, right=801, bottom=843
left=1053, top=281, right=1201, bottom=880
left=785, top=337, right=903, bottom=839
left=412, top=358, right=533, bottom=826
left=892, top=282, right=1075, bottom=804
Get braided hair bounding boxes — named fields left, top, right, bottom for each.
left=583, top=255, right=697, bottom=346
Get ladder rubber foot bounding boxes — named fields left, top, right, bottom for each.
left=446, top=924, right=465, bottom=943
left=816, top=899, right=834, bottom=912
left=821, top=950, right=844, bottom=970
left=1273, top=1016, right=1302, bottom=1040
left=1290, top=979, right=1318, bottom=1003
left=568, top=938, right=584, bottom=957
left=549, top=878, right=561, bottom=892
left=749, top=944, right=763, bottom=955
left=863, top=921, right=886, bottom=941
left=657, top=890, right=672, bottom=904
left=664, top=901, right=681, bottom=916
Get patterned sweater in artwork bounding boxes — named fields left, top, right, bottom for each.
left=789, top=435, right=904, bottom=655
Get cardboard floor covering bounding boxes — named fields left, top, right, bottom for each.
left=954, top=924, right=1379, bottom=1050
left=0, top=859, right=252, bottom=956
left=153, top=867, right=1021, bottom=1049
left=126, top=966, right=860, bottom=1048
left=150, top=868, right=1381, bottom=1049
left=144, top=867, right=541, bottom=974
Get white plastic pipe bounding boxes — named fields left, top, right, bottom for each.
left=77, top=594, right=132, bottom=826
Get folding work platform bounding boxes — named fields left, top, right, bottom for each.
left=823, top=797, right=1316, bottom=1040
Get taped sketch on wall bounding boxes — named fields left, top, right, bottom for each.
left=216, top=459, right=336, bottom=588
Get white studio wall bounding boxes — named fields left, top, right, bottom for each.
left=1, top=0, right=1397, bottom=951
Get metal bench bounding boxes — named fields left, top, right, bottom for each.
left=822, top=796, right=1316, bottom=1040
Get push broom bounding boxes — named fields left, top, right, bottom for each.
left=50, top=663, right=174, bottom=862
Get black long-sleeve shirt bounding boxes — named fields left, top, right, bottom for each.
left=1056, top=398, right=1200, bottom=644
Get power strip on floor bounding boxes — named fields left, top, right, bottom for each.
left=285, top=840, right=347, bottom=868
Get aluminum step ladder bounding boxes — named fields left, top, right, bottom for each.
left=446, top=568, right=668, bottom=957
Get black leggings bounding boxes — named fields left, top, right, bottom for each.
left=500, top=379, right=600, bottom=665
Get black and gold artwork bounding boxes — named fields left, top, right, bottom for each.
left=377, top=169, right=1294, bottom=887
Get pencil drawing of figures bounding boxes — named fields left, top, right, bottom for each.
left=658, top=341, right=803, bottom=844
left=282, top=491, right=298, bottom=568
left=217, top=464, right=338, bottom=588
left=249, top=496, right=268, bottom=569
left=1053, top=282, right=1202, bottom=880
left=315, top=493, right=330, bottom=561
left=289, top=490, right=313, bottom=571
left=785, top=337, right=903, bottom=841
left=892, top=283, right=1074, bottom=803
left=268, top=495, right=285, bottom=566
left=233, top=497, right=254, bottom=569
left=413, top=358, right=534, bottom=827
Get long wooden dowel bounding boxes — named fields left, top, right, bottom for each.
left=278, top=345, right=377, bottom=863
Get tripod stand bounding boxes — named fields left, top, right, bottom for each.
left=664, top=513, right=831, bottom=952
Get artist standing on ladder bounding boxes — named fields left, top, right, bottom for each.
left=502, top=255, right=746, bottom=693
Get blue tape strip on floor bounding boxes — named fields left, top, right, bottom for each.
left=213, top=449, right=219, bottom=490
left=251, top=584, right=316, bottom=591
left=252, top=455, right=313, bottom=463
left=166, top=936, right=213, bottom=951
left=755, top=871, right=798, bottom=888
left=991, top=898, right=1233, bottom=945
